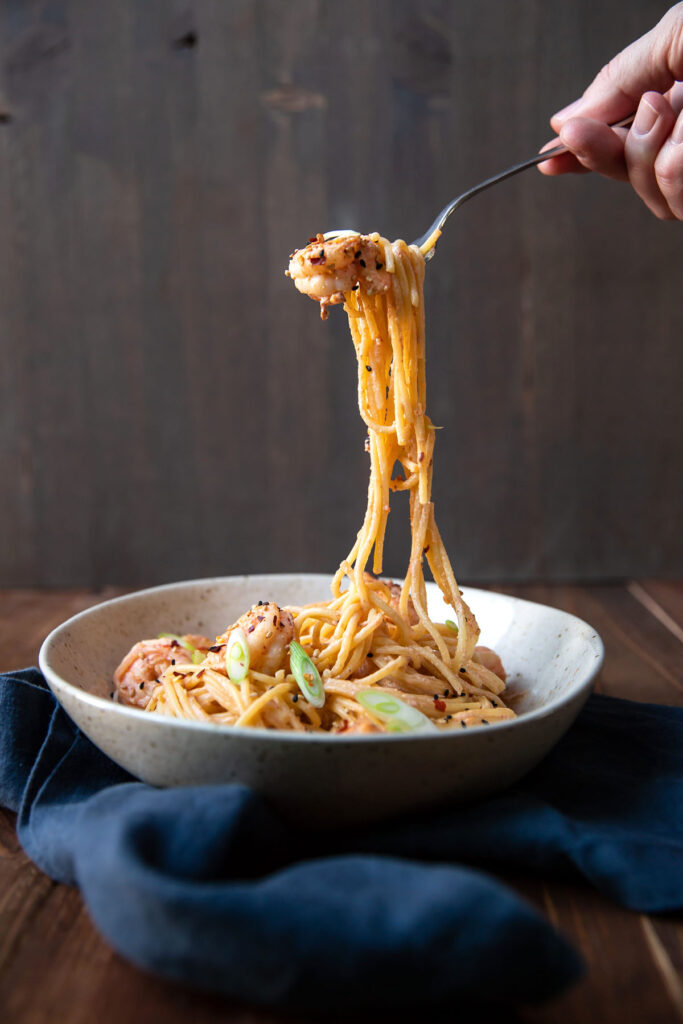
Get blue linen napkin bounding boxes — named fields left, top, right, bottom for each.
left=2, top=669, right=681, bottom=1011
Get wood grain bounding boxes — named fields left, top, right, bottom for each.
left=0, top=0, right=681, bottom=587
left=492, top=582, right=683, bottom=705
left=0, top=583, right=681, bottom=1023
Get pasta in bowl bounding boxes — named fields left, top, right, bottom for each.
left=40, top=574, right=603, bottom=826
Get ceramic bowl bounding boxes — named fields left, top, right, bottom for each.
left=40, top=574, right=603, bottom=825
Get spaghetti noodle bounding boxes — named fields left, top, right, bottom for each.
left=113, top=232, right=514, bottom=733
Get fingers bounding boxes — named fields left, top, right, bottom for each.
left=664, top=80, right=683, bottom=114
left=550, top=4, right=683, bottom=131
left=625, top=92, right=678, bottom=218
left=537, top=139, right=591, bottom=177
left=653, top=106, right=683, bottom=218
left=537, top=120, right=628, bottom=178
left=557, top=118, right=629, bottom=180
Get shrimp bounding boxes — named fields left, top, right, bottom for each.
left=287, top=233, right=392, bottom=318
left=216, top=602, right=295, bottom=675
left=114, top=634, right=211, bottom=709
left=472, top=646, right=506, bottom=682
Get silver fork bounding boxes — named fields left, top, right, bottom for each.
left=323, top=115, right=635, bottom=256
left=411, top=114, right=635, bottom=258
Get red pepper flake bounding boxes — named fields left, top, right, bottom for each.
left=247, top=624, right=256, bottom=633
left=308, top=236, right=317, bottom=243
left=434, top=699, right=447, bottom=712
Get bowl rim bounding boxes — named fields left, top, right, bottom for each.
left=39, top=573, right=604, bottom=745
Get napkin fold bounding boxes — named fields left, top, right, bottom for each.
left=2, top=668, right=682, bottom=1011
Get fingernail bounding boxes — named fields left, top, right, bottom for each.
left=671, top=117, right=683, bottom=145
left=633, top=98, right=658, bottom=136
left=552, top=98, right=583, bottom=123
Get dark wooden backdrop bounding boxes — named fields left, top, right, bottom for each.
left=0, top=0, right=681, bottom=587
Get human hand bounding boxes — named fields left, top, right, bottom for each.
left=539, top=4, right=683, bottom=219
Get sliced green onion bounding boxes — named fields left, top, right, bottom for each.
left=445, top=619, right=459, bottom=634
left=356, top=689, right=437, bottom=733
left=158, top=632, right=205, bottom=664
left=226, top=628, right=250, bottom=682
left=289, top=641, right=325, bottom=708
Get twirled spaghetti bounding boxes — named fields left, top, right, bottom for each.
left=113, top=232, right=514, bottom=733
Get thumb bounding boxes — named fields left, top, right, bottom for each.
left=551, top=3, right=683, bottom=130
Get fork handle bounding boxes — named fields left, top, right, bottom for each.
left=460, top=114, right=636, bottom=204
left=417, top=113, right=636, bottom=255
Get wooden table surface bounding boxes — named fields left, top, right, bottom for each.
left=0, top=582, right=681, bottom=1024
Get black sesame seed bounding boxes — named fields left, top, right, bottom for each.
left=460, top=721, right=467, bottom=729
left=433, top=693, right=440, bottom=700
left=292, top=693, right=299, bottom=702
left=139, top=682, right=144, bottom=689
left=366, top=365, right=372, bottom=372
left=359, top=258, right=366, bottom=267
left=459, top=667, right=466, bottom=673
left=482, top=719, right=489, bottom=725
left=443, top=690, right=449, bottom=697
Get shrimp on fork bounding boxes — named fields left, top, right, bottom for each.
left=287, top=233, right=392, bottom=318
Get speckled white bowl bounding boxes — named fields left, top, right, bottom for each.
left=40, top=575, right=603, bottom=825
